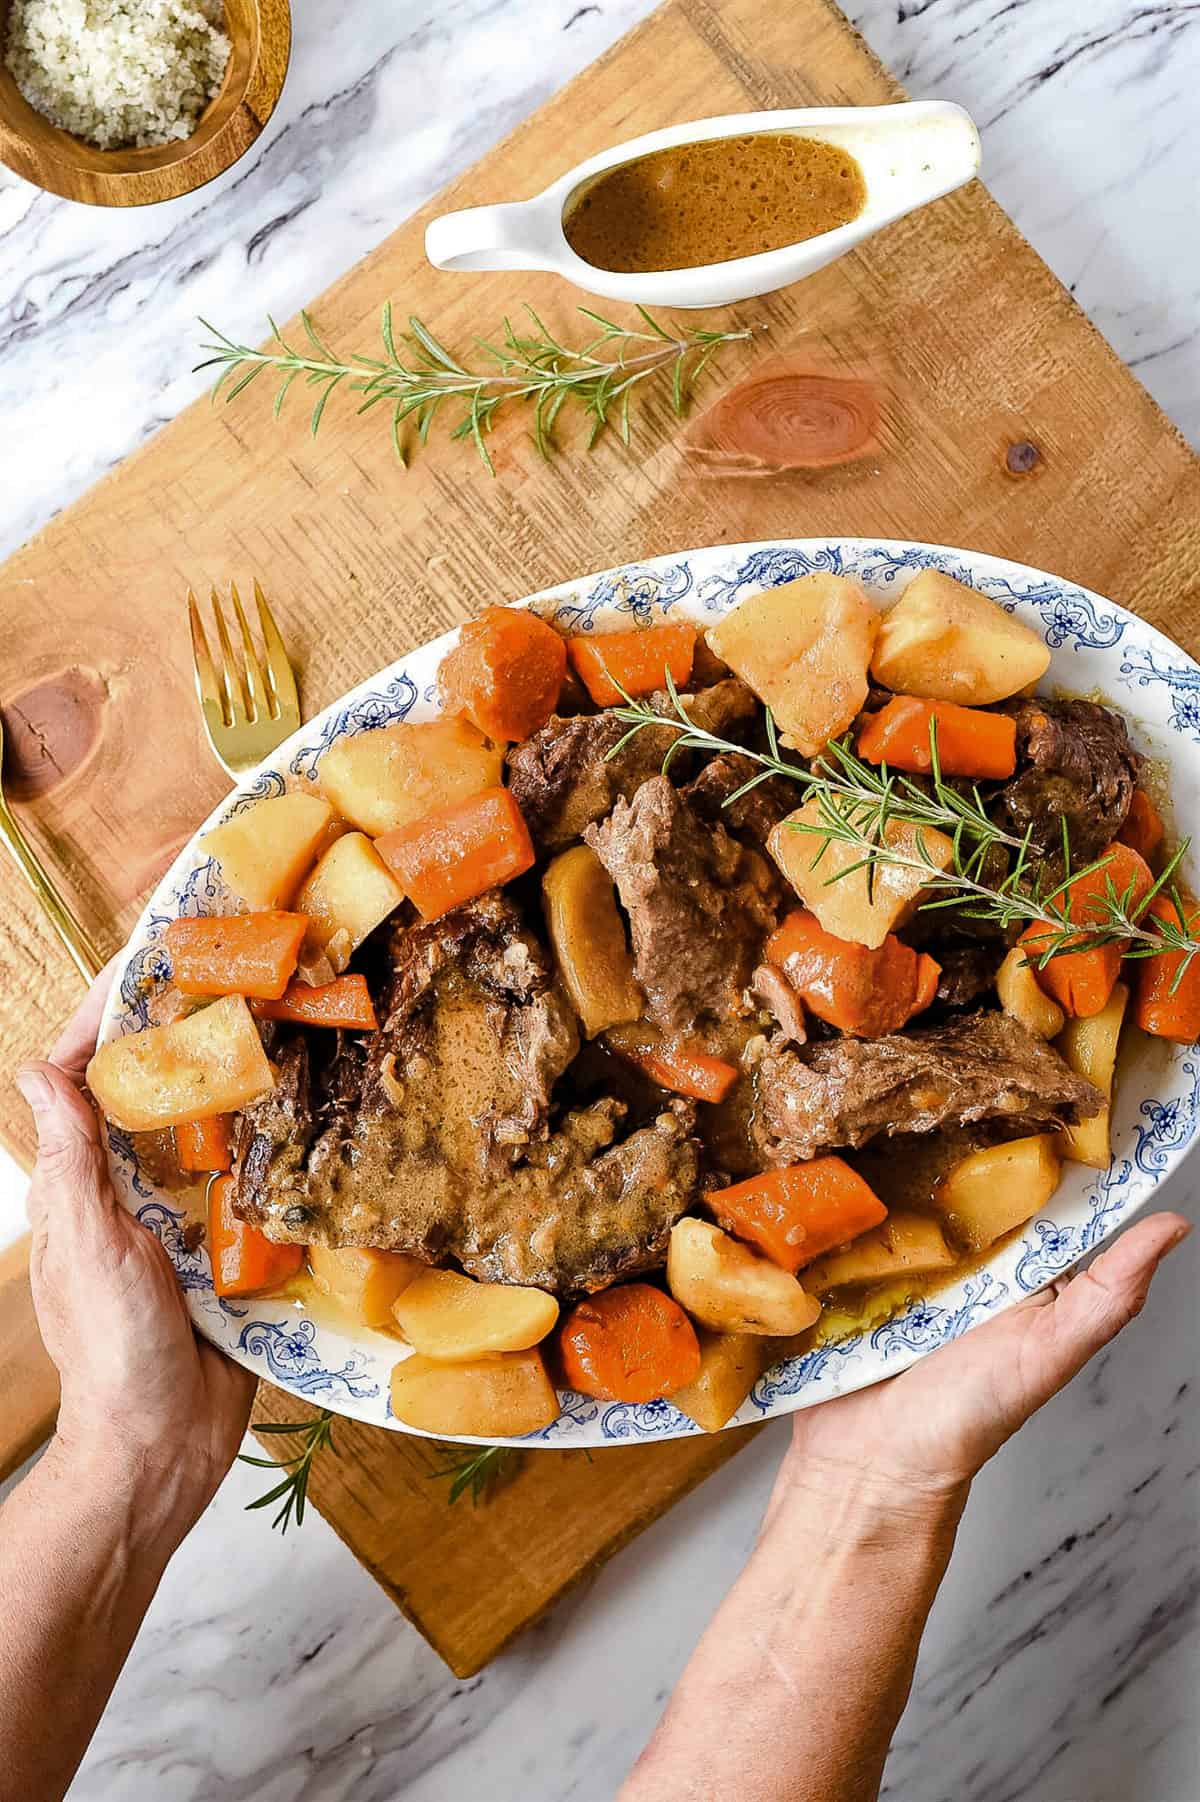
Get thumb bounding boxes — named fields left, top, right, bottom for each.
left=17, top=1061, right=113, bottom=1229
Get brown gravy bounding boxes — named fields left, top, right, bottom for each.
left=563, top=133, right=866, bottom=274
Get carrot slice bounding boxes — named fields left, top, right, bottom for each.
left=559, top=1284, right=701, bottom=1402
left=165, top=911, right=307, bottom=1000
left=567, top=622, right=696, bottom=707
left=376, top=785, right=535, bottom=920
left=438, top=606, right=567, bottom=742
left=1133, top=892, right=1200, bottom=1042
left=764, top=907, right=941, bottom=1036
left=208, top=1174, right=304, bottom=1298
left=250, top=974, right=378, bottom=1030
left=1022, top=841, right=1154, bottom=1018
left=705, top=1160, right=887, bottom=1274
left=604, top=1023, right=738, bottom=1103
left=1118, top=788, right=1165, bottom=865
left=175, top=1114, right=233, bottom=1172
left=857, top=696, right=1017, bottom=780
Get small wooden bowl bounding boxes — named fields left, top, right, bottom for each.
left=0, top=0, right=290, bottom=206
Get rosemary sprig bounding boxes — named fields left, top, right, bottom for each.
left=239, top=1409, right=338, bottom=1533
left=608, top=680, right=1200, bottom=982
left=195, top=304, right=754, bottom=474
left=431, top=1444, right=520, bottom=1505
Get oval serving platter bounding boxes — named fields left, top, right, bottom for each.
left=100, top=539, right=1200, bottom=1447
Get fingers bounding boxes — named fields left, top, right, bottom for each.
left=1028, top=1212, right=1190, bottom=1406
left=48, top=955, right=121, bottom=1081
left=18, top=1059, right=113, bottom=1232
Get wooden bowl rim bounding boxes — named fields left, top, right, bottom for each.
left=0, top=0, right=291, bottom=207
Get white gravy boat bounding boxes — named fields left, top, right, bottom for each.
left=426, top=101, right=981, bottom=309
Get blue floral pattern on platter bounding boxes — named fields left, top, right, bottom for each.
left=98, top=539, right=1200, bottom=1447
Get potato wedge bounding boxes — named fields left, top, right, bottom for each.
left=1056, top=981, right=1128, bottom=1168
left=296, top=831, right=404, bottom=965
left=804, top=1210, right=957, bottom=1293
left=202, top=792, right=335, bottom=909
left=768, top=800, right=954, bottom=949
left=933, top=1134, right=1062, bottom=1251
left=309, top=1244, right=425, bottom=1329
left=542, top=845, right=643, bottom=1037
left=996, top=944, right=1066, bottom=1040
left=871, top=569, right=1051, bottom=705
left=86, top=994, right=273, bottom=1132
left=392, top=1267, right=559, bottom=1360
left=706, top=573, right=880, bottom=756
left=667, top=1217, right=821, bottom=1336
left=671, top=1329, right=779, bottom=1432
left=317, top=718, right=503, bottom=836
left=389, top=1348, right=560, bottom=1436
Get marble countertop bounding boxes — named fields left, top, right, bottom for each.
left=1, top=1, right=1197, bottom=1797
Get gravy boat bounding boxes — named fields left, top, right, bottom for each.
left=426, top=101, right=981, bottom=309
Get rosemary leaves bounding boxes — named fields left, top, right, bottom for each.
left=196, top=304, right=754, bottom=474
left=240, top=1409, right=339, bottom=1533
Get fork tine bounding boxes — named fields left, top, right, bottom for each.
left=188, top=588, right=226, bottom=725
left=209, top=586, right=244, bottom=722
left=229, top=581, right=268, bottom=722
left=254, top=580, right=299, bottom=720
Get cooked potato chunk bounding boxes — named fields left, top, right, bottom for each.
left=805, top=1210, right=957, bottom=1293
left=671, top=1329, right=779, bottom=1432
left=769, top=801, right=954, bottom=949
left=86, top=994, right=273, bottom=1132
left=202, top=792, right=335, bottom=909
left=309, top=1244, right=424, bottom=1328
left=1056, top=981, right=1128, bottom=1168
left=542, top=846, right=643, bottom=1037
left=296, top=831, right=404, bottom=965
left=389, top=1348, right=560, bottom=1436
left=318, top=718, right=503, bottom=836
left=933, top=1134, right=1062, bottom=1251
left=871, top=569, right=1051, bottom=705
left=667, top=1217, right=821, bottom=1336
left=392, top=1267, right=559, bottom=1360
left=707, top=573, right=879, bottom=756
left=996, top=944, right=1066, bottom=1040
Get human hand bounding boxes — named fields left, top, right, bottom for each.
left=772, top=1210, right=1190, bottom=1522
left=17, top=966, right=256, bottom=1542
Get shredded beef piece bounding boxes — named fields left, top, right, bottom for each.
left=997, top=697, right=1139, bottom=862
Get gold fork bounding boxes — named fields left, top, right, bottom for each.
left=0, top=713, right=104, bottom=982
left=187, top=581, right=302, bottom=778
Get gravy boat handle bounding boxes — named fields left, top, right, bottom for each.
left=426, top=200, right=556, bottom=274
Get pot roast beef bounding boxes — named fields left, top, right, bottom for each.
left=506, top=678, right=759, bottom=852
left=585, top=775, right=780, bottom=1032
left=683, top=752, right=795, bottom=849
left=997, top=697, right=1139, bottom=862
left=753, top=1009, right=1103, bottom=1163
left=233, top=891, right=700, bottom=1293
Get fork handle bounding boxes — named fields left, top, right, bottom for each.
left=0, top=801, right=104, bottom=983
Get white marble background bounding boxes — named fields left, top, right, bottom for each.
left=0, top=1, right=1198, bottom=1797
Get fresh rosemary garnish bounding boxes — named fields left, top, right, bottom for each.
left=195, top=304, right=754, bottom=474
left=431, top=1444, right=520, bottom=1505
left=609, top=678, right=1200, bottom=983
left=240, top=1408, right=339, bottom=1533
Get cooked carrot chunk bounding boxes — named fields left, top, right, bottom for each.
left=765, top=908, right=940, bottom=1037
left=1118, top=788, right=1165, bottom=865
left=605, top=1024, right=737, bottom=1103
left=165, top=911, right=307, bottom=1000
left=375, top=785, right=535, bottom=920
left=567, top=621, right=696, bottom=707
left=438, top=606, right=567, bottom=742
left=1133, top=893, right=1200, bottom=1043
left=1022, top=841, right=1154, bottom=1018
left=175, top=1114, right=233, bottom=1173
left=857, top=695, right=1017, bottom=780
left=208, top=1174, right=304, bottom=1298
left=705, top=1160, right=887, bottom=1274
left=250, top=974, right=378, bottom=1031
left=559, top=1283, right=701, bottom=1402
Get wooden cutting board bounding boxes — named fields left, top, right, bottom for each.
left=2, top=0, right=1198, bottom=1676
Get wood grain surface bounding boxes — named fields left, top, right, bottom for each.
left=1, top=0, right=1197, bottom=1674
left=0, top=0, right=290, bottom=207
